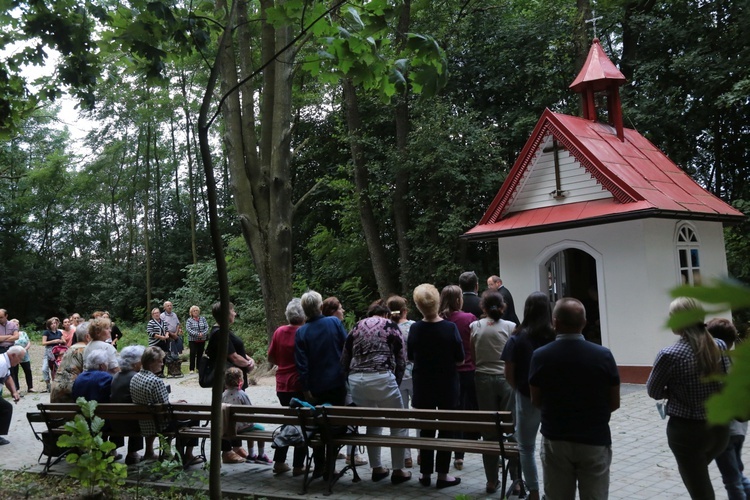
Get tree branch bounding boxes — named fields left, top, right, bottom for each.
left=208, top=0, right=350, bottom=129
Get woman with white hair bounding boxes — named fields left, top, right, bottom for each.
left=71, top=350, right=113, bottom=402
left=267, top=298, right=307, bottom=475
left=647, top=297, right=731, bottom=499
left=186, top=305, right=209, bottom=373
left=111, top=345, right=146, bottom=465
left=407, top=284, right=464, bottom=489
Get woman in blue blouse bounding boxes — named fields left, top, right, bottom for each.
left=647, top=297, right=730, bottom=499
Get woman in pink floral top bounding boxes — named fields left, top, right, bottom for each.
left=341, top=300, right=411, bottom=484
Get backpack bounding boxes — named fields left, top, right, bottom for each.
left=51, top=345, right=68, bottom=367
left=198, top=355, right=215, bottom=388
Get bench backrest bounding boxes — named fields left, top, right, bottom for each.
left=317, top=406, right=514, bottom=436
left=37, top=402, right=170, bottom=435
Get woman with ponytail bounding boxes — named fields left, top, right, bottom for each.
left=470, top=289, right=517, bottom=494
left=647, top=297, right=731, bottom=499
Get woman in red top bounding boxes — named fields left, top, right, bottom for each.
left=439, top=285, right=478, bottom=471
left=61, top=318, right=76, bottom=347
left=267, top=298, right=306, bottom=476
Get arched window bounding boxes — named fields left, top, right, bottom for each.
left=676, top=224, right=701, bottom=285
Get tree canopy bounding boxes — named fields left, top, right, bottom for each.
left=1, top=0, right=748, bottom=327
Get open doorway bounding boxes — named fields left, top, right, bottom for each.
left=543, top=248, right=601, bottom=344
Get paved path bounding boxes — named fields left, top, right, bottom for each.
left=2, top=376, right=744, bottom=499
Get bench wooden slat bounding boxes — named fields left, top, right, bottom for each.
left=329, top=435, right=518, bottom=455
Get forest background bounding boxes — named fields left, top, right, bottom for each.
left=1, top=0, right=749, bottom=353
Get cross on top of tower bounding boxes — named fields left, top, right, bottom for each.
left=585, top=10, right=603, bottom=39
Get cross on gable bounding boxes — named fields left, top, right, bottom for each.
left=543, top=138, right=566, bottom=199
left=585, top=10, right=603, bottom=39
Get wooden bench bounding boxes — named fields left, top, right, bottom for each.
left=31, top=402, right=172, bottom=474
left=173, top=403, right=324, bottom=494
left=31, top=402, right=520, bottom=496
left=311, top=405, right=520, bottom=496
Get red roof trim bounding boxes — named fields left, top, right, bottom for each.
left=480, top=110, right=553, bottom=224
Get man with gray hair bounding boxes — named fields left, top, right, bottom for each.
left=161, top=301, right=183, bottom=355
left=295, top=290, right=348, bottom=477
left=0, top=345, right=24, bottom=444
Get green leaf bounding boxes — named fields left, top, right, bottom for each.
left=345, top=6, right=365, bottom=30
left=706, top=341, right=750, bottom=423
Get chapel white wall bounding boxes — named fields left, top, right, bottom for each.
left=494, top=218, right=731, bottom=368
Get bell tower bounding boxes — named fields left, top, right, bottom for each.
left=569, top=38, right=627, bottom=141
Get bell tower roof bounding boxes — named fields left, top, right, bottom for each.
left=569, top=38, right=626, bottom=92
left=569, top=38, right=627, bottom=141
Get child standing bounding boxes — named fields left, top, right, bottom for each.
left=707, top=318, right=750, bottom=500
left=222, top=367, right=271, bottom=464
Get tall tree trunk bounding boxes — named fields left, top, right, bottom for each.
left=180, top=69, right=199, bottom=264
left=153, top=127, right=162, bottom=242
left=342, top=79, right=397, bottom=298
left=216, top=0, right=294, bottom=340
left=574, top=0, right=591, bottom=70
left=393, top=0, right=411, bottom=295
left=170, top=115, right=180, bottom=208
left=144, top=123, right=153, bottom=314
left=620, top=0, right=658, bottom=81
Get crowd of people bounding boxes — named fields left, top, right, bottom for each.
left=0, top=275, right=747, bottom=500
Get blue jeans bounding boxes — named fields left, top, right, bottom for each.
left=399, top=377, right=414, bottom=460
left=516, top=391, right=542, bottom=492
left=348, top=371, right=407, bottom=469
left=715, top=435, right=750, bottom=500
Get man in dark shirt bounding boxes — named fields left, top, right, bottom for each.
left=486, top=275, right=520, bottom=325
left=295, top=290, right=348, bottom=477
left=458, top=271, right=482, bottom=318
left=529, top=298, right=620, bottom=500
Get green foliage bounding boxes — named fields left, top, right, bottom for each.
left=133, top=436, right=208, bottom=498
left=668, top=280, right=750, bottom=424
left=57, top=398, right=127, bottom=496
left=298, top=1, right=448, bottom=101
left=0, top=0, right=101, bottom=135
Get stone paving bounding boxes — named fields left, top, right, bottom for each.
left=2, top=375, right=745, bottom=499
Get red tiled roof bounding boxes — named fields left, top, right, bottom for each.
left=464, top=110, right=744, bottom=240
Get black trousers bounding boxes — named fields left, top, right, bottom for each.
left=189, top=341, right=205, bottom=372
left=274, top=391, right=307, bottom=468
left=0, top=396, right=12, bottom=435
left=11, top=361, right=33, bottom=391
left=309, top=386, right=347, bottom=471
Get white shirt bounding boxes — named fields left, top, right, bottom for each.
left=0, top=352, right=10, bottom=380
